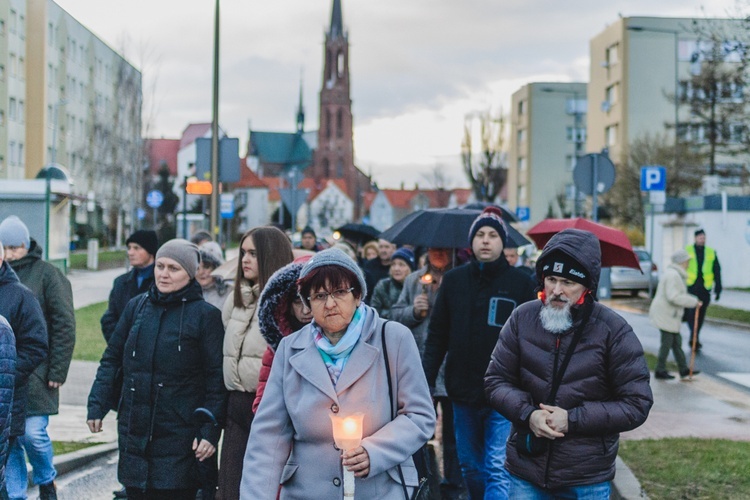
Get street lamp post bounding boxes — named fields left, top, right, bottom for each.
left=210, top=0, right=221, bottom=239
left=627, top=26, right=680, bottom=172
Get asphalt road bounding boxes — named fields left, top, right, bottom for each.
left=27, top=451, right=121, bottom=499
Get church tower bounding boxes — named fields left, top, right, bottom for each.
left=312, top=0, right=358, bottom=201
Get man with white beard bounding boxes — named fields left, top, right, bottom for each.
left=484, top=228, right=653, bottom=499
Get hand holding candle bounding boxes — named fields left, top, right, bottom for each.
left=417, top=273, right=433, bottom=318
left=330, top=413, right=366, bottom=497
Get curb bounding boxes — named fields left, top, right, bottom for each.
left=30, top=442, right=118, bottom=483
left=612, top=455, right=648, bottom=499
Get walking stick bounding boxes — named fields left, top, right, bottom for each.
left=687, top=307, right=700, bottom=381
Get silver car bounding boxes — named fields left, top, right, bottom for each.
left=610, top=248, right=659, bottom=297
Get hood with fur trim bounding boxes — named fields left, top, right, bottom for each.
left=258, top=262, right=306, bottom=351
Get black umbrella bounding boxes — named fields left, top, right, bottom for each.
left=379, top=208, right=531, bottom=249
left=334, top=223, right=381, bottom=244
left=193, top=408, right=219, bottom=500
left=461, top=202, right=519, bottom=222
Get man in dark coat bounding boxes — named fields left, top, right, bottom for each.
left=0, top=315, right=17, bottom=497
left=484, top=229, right=653, bottom=497
left=423, top=207, right=536, bottom=499
left=0, top=216, right=75, bottom=500
left=100, top=230, right=158, bottom=342
left=0, top=244, right=49, bottom=475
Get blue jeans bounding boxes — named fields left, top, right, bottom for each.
left=453, top=403, right=511, bottom=500
left=510, top=474, right=611, bottom=499
left=6, top=416, right=57, bottom=500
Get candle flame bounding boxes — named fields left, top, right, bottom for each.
left=420, top=273, right=433, bottom=285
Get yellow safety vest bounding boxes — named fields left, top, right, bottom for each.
left=685, top=245, right=715, bottom=289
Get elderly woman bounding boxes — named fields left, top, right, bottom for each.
left=196, top=241, right=234, bottom=309
left=87, top=239, right=226, bottom=500
left=370, top=247, right=416, bottom=319
left=241, top=249, right=435, bottom=498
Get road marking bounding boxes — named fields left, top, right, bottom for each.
left=717, top=372, right=750, bottom=389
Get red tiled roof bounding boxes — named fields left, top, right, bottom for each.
left=180, top=123, right=212, bottom=149
left=452, top=188, right=473, bottom=205
left=234, top=163, right=270, bottom=188
left=146, top=138, right=180, bottom=176
left=381, top=189, right=416, bottom=209
left=362, top=192, right=377, bottom=210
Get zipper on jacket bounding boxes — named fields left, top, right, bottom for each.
left=544, top=335, right=563, bottom=489
left=123, top=379, right=136, bottom=455
left=148, top=383, right=163, bottom=442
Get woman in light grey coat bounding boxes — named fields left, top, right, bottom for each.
left=241, top=249, right=435, bottom=499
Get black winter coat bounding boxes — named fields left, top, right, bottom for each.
left=0, top=315, right=17, bottom=488
left=484, top=229, right=653, bottom=489
left=0, top=262, right=48, bottom=436
left=423, top=257, right=536, bottom=406
left=100, top=265, right=155, bottom=342
left=87, top=280, right=227, bottom=490
left=9, top=240, right=75, bottom=415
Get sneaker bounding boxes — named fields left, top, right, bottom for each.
left=680, top=369, right=700, bottom=378
left=654, top=371, right=675, bottom=380
left=38, top=482, right=57, bottom=500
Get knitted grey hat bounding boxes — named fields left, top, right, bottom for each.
left=299, top=248, right=367, bottom=298
left=671, top=249, right=691, bottom=265
left=156, top=239, right=200, bottom=279
left=0, top=216, right=30, bottom=248
left=199, top=241, right=225, bottom=269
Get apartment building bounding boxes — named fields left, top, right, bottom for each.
left=507, top=82, right=587, bottom=226
left=588, top=16, right=747, bottom=180
left=1, top=0, right=141, bottom=229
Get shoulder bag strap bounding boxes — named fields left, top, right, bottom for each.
left=381, top=321, right=411, bottom=500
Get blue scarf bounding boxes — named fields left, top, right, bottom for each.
left=313, top=304, right=369, bottom=385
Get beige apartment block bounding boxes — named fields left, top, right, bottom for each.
left=588, top=16, right=747, bottom=173
left=1, top=0, right=142, bottom=224
left=508, top=82, right=587, bottom=227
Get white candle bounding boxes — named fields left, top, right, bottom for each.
left=330, top=412, right=364, bottom=498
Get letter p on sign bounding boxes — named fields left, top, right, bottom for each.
left=640, top=166, right=666, bottom=191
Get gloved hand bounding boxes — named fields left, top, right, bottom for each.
left=714, top=291, right=721, bottom=301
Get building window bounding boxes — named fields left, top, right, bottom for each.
left=517, top=185, right=527, bottom=204
left=565, top=97, right=587, bottom=115
left=18, top=15, right=23, bottom=38
left=605, top=43, right=619, bottom=67
left=0, top=110, right=4, bottom=126
left=10, top=10, right=16, bottom=34
left=518, top=100, right=526, bottom=116
left=565, top=155, right=576, bottom=171
left=18, top=57, right=23, bottom=79
left=8, top=98, right=16, bottom=121
left=18, top=100, right=23, bottom=123
left=336, top=159, right=344, bottom=178
left=0, top=65, right=4, bottom=80
left=605, top=83, right=619, bottom=106
left=322, top=158, right=330, bottom=177
left=517, top=129, right=526, bottom=144
left=9, top=53, right=16, bottom=77
left=9, top=141, right=15, bottom=165
left=565, top=126, right=586, bottom=143
left=325, top=110, right=332, bottom=138
left=0, top=20, right=5, bottom=36
left=18, top=143, right=23, bottom=166
left=337, top=52, right=345, bottom=78
left=336, top=109, right=343, bottom=138
left=517, top=157, right=526, bottom=173
left=605, top=125, right=618, bottom=147
left=48, top=22, right=54, bottom=46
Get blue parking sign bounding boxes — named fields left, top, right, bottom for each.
left=640, top=166, right=666, bottom=191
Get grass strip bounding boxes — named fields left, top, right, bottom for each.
left=52, top=441, right=104, bottom=455
left=73, top=302, right=108, bottom=362
left=69, top=250, right=127, bottom=270
left=619, top=438, right=750, bottom=500
left=706, top=304, right=750, bottom=325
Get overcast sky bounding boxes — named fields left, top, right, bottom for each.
left=56, top=0, right=740, bottom=188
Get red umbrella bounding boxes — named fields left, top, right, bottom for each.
left=527, top=218, right=640, bottom=269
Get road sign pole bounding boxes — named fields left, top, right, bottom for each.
left=592, top=154, right=599, bottom=222
left=649, top=201, right=655, bottom=298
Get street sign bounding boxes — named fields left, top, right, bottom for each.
left=516, top=206, right=530, bottom=222
left=573, top=153, right=616, bottom=195
left=220, top=193, right=234, bottom=219
left=137, top=208, right=146, bottom=220
left=195, top=137, right=241, bottom=182
left=640, top=166, right=667, bottom=191
left=186, top=180, right=213, bottom=195
left=278, top=188, right=309, bottom=215
left=146, top=190, right=164, bottom=208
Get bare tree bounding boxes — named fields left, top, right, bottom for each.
left=461, top=110, right=507, bottom=202
left=604, top=133, right=704, bottom=228
left=419, top=163, right=452, bottom=191
left=679, top=16, right=750, bottom=175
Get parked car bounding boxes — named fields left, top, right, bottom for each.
left=610, top=247, right=659, bottom=297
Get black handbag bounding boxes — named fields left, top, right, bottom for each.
left=515, top=310, right=591, bottom=457
left=381, top=322, right=433, bottom=500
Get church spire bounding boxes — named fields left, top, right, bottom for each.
left=329, top=0, right=343, bottom=40
left=296, top=71, right=305, bottom=133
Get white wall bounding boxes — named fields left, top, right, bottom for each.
left=369, top=191, right=394, bottom=231
left=646, top=209, right=750, bottom=288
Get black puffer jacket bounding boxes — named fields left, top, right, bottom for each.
left=0, top=262, right=48, bottom=437
left=100, top=265, right=155, bottom=342
left=484, top=229, right=653, bottom=489
left=0, top=315, right=16, bottom=488
left=423, top=257, right=536, bottom=406
left=87, top=280, right=227, bottom=490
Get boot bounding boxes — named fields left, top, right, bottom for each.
left=38, top=482, right=57, bottom=500
left=680, top=368, right=700, bottom=378
left=113, top=486, right=128, bottom=499
left=654, top=371, right=675, bottom=380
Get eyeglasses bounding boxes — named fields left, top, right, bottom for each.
left=308, top=287, right=354, bottom=306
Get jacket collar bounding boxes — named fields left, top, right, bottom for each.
left=288, top=306, right=381, bottom=402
